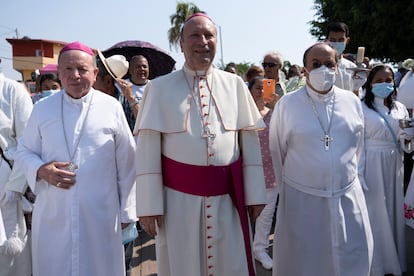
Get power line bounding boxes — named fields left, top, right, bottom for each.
left=0, top=56, right=46, bottom=67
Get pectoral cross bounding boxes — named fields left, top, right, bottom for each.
left=202, top=126, right=216, bottom=143
left=66, top=162, right=78, bottom=172
left=321, top=134, right=333, bottom=151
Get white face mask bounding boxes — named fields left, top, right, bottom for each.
left=307, top=66, right=336, bottom=92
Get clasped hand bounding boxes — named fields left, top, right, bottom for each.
left=37, top=161, right=76, bottom=189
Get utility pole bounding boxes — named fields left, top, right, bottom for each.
left=15, top=28, right=19, bottom=38
left=218, top=25, right=224, bottom=68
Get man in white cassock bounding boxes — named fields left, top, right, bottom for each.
left=134, top=13, right=266, bottom=276
left=15, top=42, right=136, bottom=276
left=0, top=68, right=32, bottom=276
left=269, top=42, right=373, bottom=276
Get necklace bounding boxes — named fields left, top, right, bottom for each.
left=61, top=92, right=94, bottom=171
left=183, top=70, right=216, bottom=142
left=306, top=88, right=335, bottom=151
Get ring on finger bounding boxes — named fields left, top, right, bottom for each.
left=57, top=182, right=62, bottom=187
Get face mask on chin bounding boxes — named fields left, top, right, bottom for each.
left=307, top=66, right=336, bottom=92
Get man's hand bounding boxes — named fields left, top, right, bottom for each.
left=247, top=204, right=265, bottom=223
left=139, top=215, right=162, bottom=237
left=115, top=78, right=139, bottom=118
left=115, top=79, right=134, bottom=99
left=37, top=161, right=76, bottom=189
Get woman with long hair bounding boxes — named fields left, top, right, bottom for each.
left=361, top=64, right=408, bottom=275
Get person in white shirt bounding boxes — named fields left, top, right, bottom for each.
left=326, top=22, right=365, bottom=96
left=128, top=55, right=150, bottom=101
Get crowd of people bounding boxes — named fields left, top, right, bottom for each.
left=0, top=13, right=414, bottom=276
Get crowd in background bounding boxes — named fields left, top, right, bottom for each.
left=1, top=16, right=414, bottom=276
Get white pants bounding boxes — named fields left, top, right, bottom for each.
left=253, top=187, right=279, bottom=254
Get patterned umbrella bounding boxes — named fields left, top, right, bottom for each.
left=102, top=40, right=176, bottom=80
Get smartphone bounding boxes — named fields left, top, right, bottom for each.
left=263, top=79, right=276, bottom=100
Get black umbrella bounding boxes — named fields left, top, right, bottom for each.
left=102, top=40, right=176, bottom=80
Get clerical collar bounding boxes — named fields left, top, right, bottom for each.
left=306, top=84, right=334, bottom=100
left=63, top=89, right=93, bottom=104
left=183, top=64, right=214, bottom=77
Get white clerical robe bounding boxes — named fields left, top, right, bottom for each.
left=0, top=72, right=33, bottom=276
left=269, top=85, right=373, bottom=276
left=134, top=65, right=266, bottom=276
left=362, top=99, right=407, bottom=275
left=15, top=89, right=136, bottom=276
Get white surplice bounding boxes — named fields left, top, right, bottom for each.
left=15, top=89, right=137, bottom=276
left=0, top=72, right=33, bottom=276
left=362, top=98, right=407, bottom=275
left=134, top=65, right=266, bottom=276
left=269, top=85, right=373, bottom=276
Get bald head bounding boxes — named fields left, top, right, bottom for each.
left=303, top=42, right=338, bottom=68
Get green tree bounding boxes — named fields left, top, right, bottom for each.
left=310, top=0, right=414, bottom=62
left=235, top=61, right=253, bottom=79
left=167, top=2, right=202, bottom=51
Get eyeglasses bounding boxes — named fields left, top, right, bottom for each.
left=262, top=62, right=279, bottom=68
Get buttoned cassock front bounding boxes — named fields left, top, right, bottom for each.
left=134, top=65, right=266, bottom=276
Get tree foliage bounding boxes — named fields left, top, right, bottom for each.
left=167, top=2, right=202, bottom=51
left=310, top=0, right=414, bottom=62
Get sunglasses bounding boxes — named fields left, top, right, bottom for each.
left=262, top=62, right=279, bottom=68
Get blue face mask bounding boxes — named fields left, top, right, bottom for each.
left=371, top=82, right=394, bottom=99
left=330, top=42, right=346, bottom=55
left=41, top=89, right=59, bottom=98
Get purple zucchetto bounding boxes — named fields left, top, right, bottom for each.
left=59, top=41, right=94, bottom=56
left=184, top=13, right=214, bottom=24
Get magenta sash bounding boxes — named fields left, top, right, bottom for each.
left=161, top=155, right=255, bottom=276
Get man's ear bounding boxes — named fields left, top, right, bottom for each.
left=179, top=39, right=184, bottom=53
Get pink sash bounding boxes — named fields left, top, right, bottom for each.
left=162, top=155, right=255, bottom=276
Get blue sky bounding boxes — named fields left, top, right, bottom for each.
left=0, top=0, right=317, bottom=80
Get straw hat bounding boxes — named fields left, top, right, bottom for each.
left=97, top=50, right=129, bottom=79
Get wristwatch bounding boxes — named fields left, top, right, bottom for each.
left=129, top=98, right=140, bottom=108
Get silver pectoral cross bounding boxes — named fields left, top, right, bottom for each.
left=321, top=134, right=333, bottom=151
left=202, top=126, right=216, bottom=141
left=65, top=162, right=78, bottom=172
